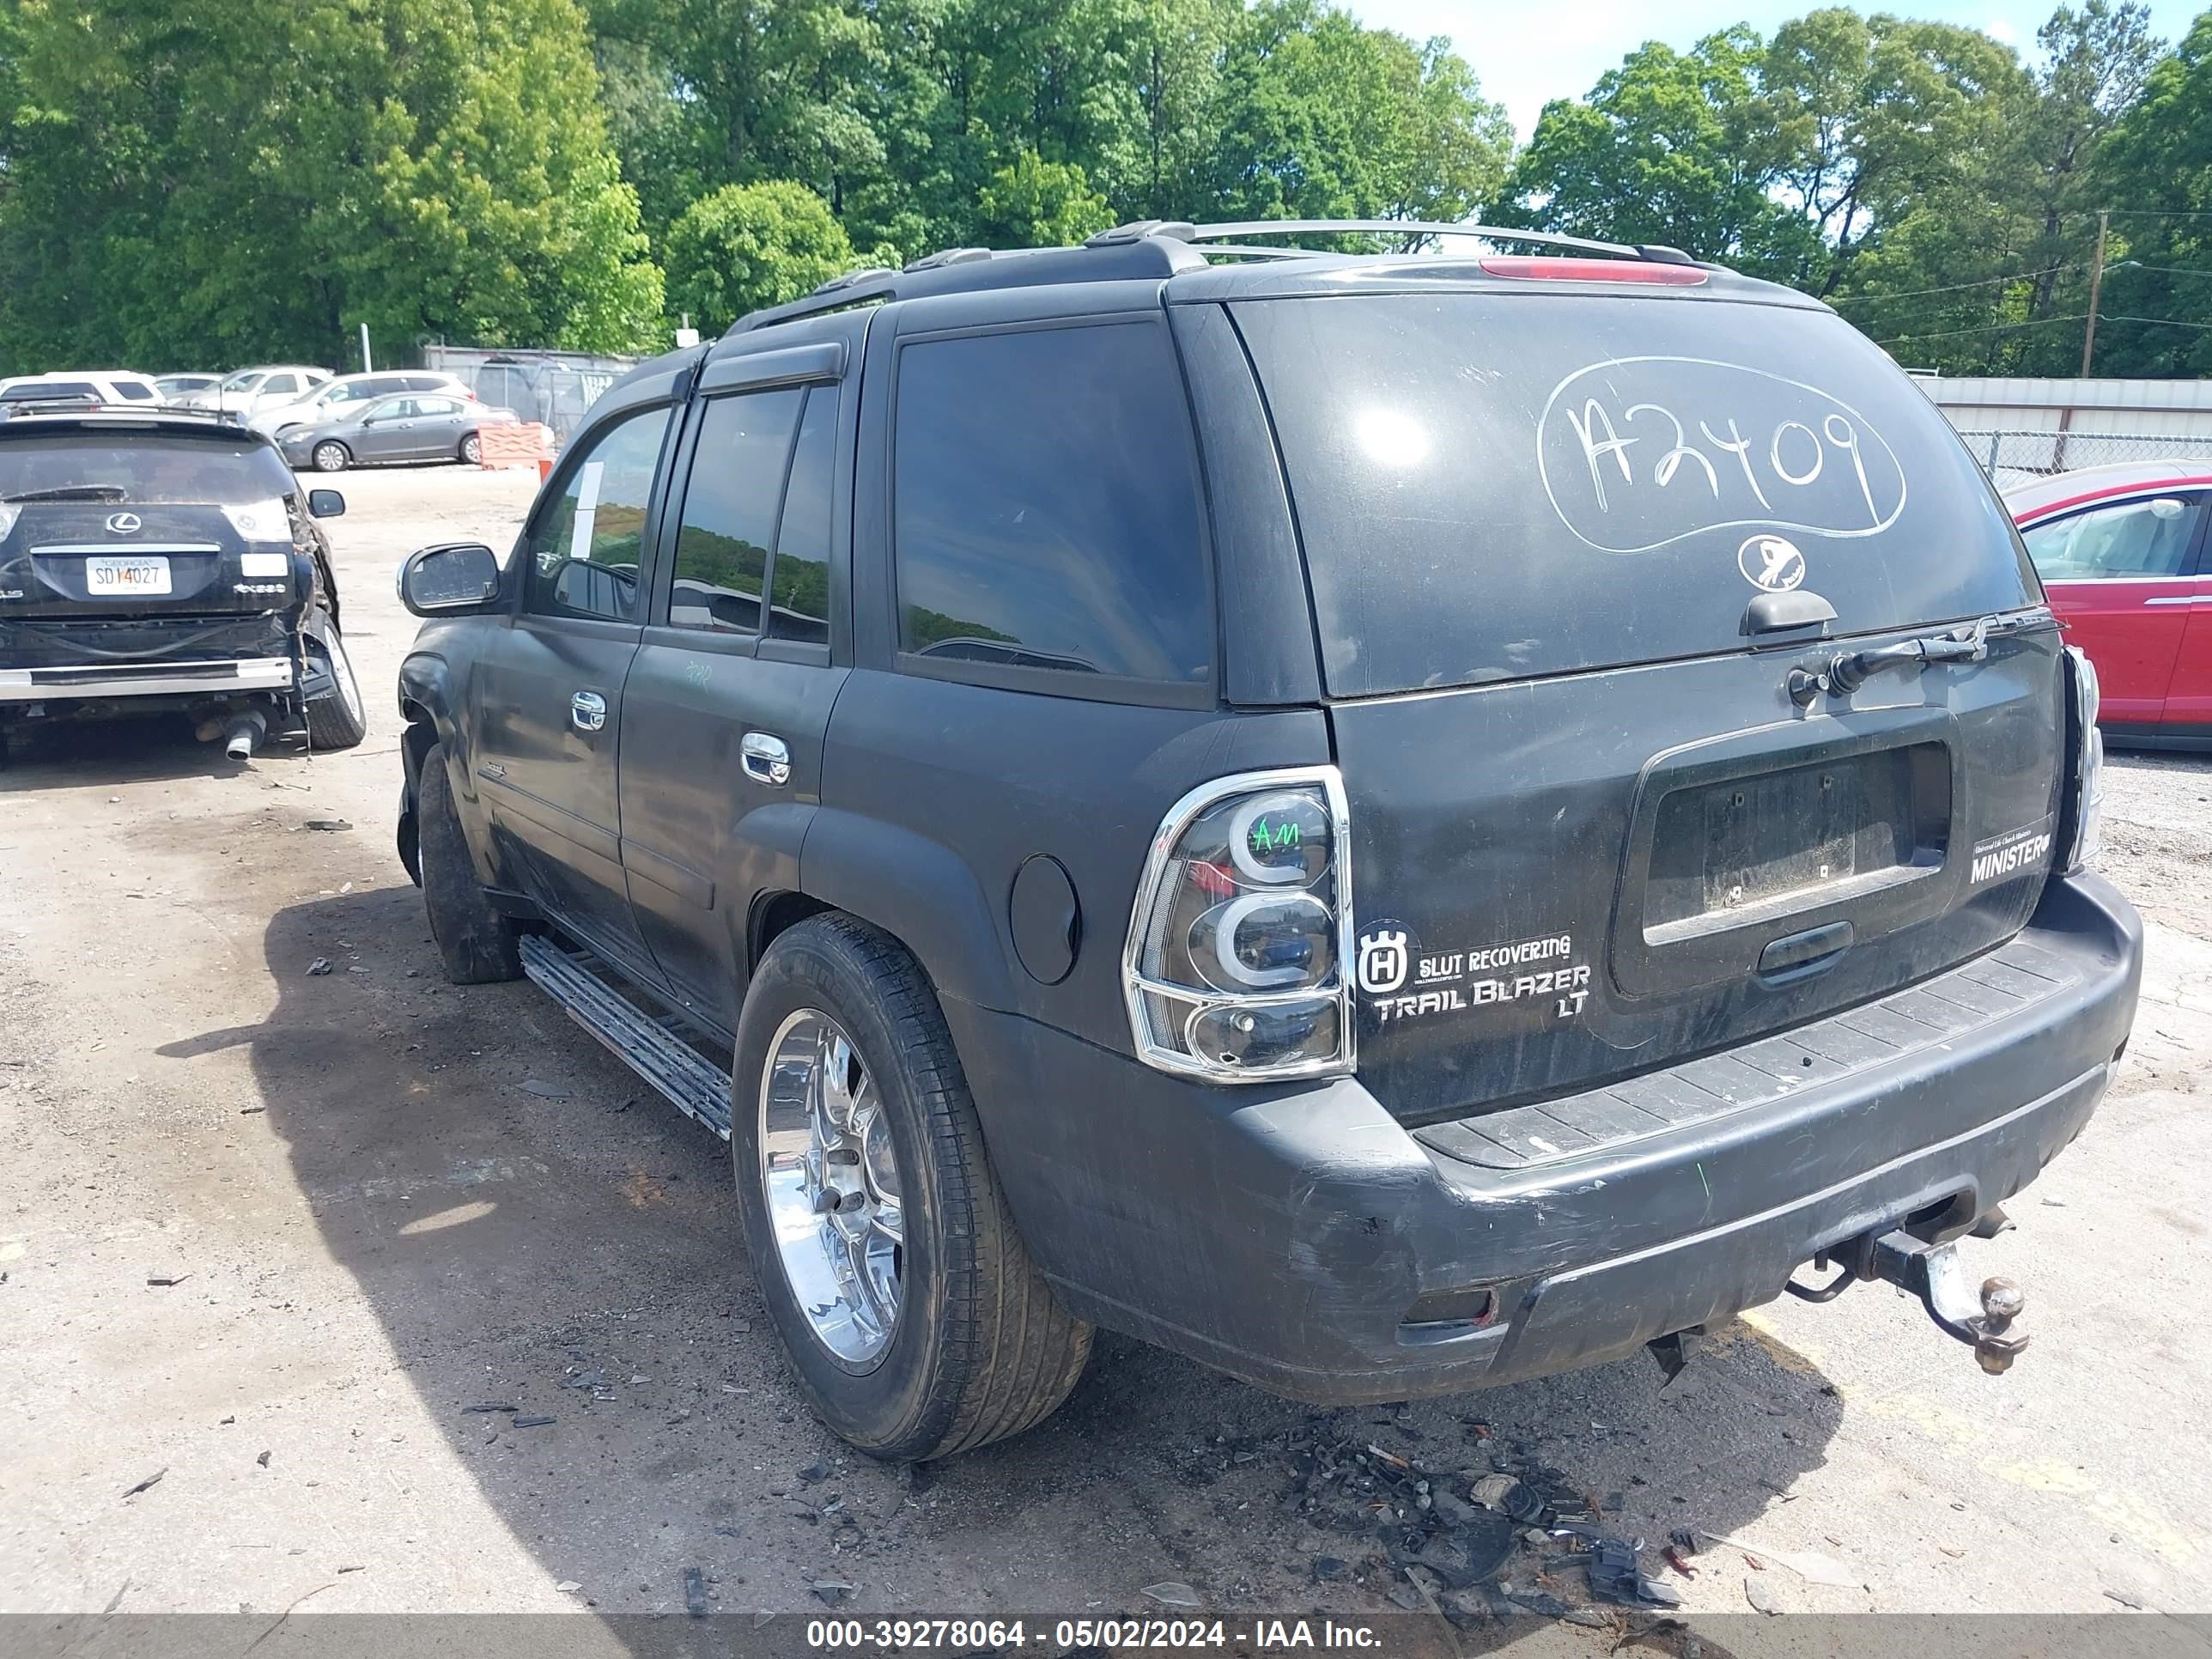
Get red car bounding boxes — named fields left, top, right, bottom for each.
left=2007, top=460, right=2212, bottom=749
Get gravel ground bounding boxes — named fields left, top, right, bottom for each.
left=2, top=464, right=2208, bottom=1636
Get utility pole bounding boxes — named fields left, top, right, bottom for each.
left=2080, top=209, right=2109, bottom=378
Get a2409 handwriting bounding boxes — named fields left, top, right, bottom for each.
left=1536, top=356, right=1910, bottom=555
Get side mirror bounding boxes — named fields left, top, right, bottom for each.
left=400, top=543, right=501, bottom=616
left=307, top=489, right=345, bottom=520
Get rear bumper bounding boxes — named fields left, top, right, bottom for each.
left=951, top=872, right=2142, bottom=1402
left=0, top=655, right=293, bottom=702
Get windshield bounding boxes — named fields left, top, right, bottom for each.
left=220, top=369, right=264, bottom=392
left=1231, top=293, right=2039, bottom=698
left=0, top=434, right=297, bottom=505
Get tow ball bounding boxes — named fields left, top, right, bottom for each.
left=1785, top=1226, right=2030, bottom=1374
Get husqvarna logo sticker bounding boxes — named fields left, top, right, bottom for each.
left=1738, top=532, right=1807, bottom=592
left=106, top=512, right=143, bottom=535
left=1356, top=924, right=1412, bottom=995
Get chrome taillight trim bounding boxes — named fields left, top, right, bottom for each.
left=1121, top=764, right=1356, bottom=1083
left=2061, top=645, right=2104, bottom=875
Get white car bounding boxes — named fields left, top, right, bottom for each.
left=248, top=370, right=472, bottom=438
left=153, top=373, right=223, bottom=403
left=0, top=370, right=164, bottom=409
left=174, top=365, right=333, bottom=415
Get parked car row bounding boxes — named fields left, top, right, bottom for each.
left=1, top=363, right=520, bottom=476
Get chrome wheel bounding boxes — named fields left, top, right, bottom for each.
left=758, top=1009, right=903, bottom=1365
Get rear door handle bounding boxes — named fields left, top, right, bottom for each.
left=570, top=690, right=607, bottom=732
left=741, top=732, right=791, bottom=786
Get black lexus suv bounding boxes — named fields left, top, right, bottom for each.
left=395, top=222, right=2140, bottom=1461
left=0, top=407, right=367, bottom=761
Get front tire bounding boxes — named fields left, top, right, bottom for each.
left=313, top=441, right=349, bottom=473
left=416, top=741, right=522, bottom=983
left=732, top=915, right=1091, bottom=1461
left=302, top=613, right=368, bottom=750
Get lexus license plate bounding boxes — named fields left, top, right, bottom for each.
left=86, top=556, right=171, bottom=597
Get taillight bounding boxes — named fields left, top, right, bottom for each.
left=1124, top=768, right=1354, bottom=1081
left=2059, top=646, right=2104, bottom=873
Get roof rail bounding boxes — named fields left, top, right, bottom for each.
left=725, top=237, right=1206, bottom=334
left=1172, top=220, right=1695, bottom=264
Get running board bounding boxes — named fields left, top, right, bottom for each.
left=519, top=935, right=732, bottom=1139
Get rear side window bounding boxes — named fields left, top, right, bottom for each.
left=769, top=388, right=836, bottom=643
left=112, top=382, right=155, bottom=402
left=2021, top=495, right=2204, bottom=580
left=892, top=322, right=1211, bottom=687
left=668, top=388, right=803, bottom=635
left=1234, top=295, right=2039, bottom=697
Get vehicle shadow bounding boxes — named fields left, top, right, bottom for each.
left=0, top=710, right=308, bottom=789
left=211, top=884, right=1844, bottom=1626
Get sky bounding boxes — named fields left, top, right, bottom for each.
left=1342, top=0, right=2208, bottom=142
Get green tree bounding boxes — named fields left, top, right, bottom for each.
left=974, top=150, right=1113, bottom=245
left=1202, top=0, right=1510, bottom=223
left=0, top=0, right=665, bottom=374
left=2097, top=9, right=2212, bottom=375
left=1498, top=30, right=1814, bottom=274
left=663, top=179, right=894, bottom=331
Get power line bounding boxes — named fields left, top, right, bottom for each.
left=2103, top=313, right=2212, bottom=331
left=1874, top=313, right=2089, bottom=345
left=1832, top=264, right=2083, bottom=305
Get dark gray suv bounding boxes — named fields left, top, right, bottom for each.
left=395, top=222, right=2140, bottom=1461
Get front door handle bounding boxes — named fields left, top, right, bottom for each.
left=570, top=690, right=607, bottom=732
left=741, top=731, right=791, bottom=786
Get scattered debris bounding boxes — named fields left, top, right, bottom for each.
left=512, top=1415, right=556, bottom=1429
left=798, top=1456, right=834, bottom=1485
left=1471, top=1474, right=1545, bottom=1523
left=1560, top=1607, right=1613, bottom=1629
left=1142, top=1582, right=1201, bottom=1607
left=1668, top=1528, right=1699, bottom=1555
left=683, top=1566, right=708, bottom=1618
left=555, top=1581, right=583, bottom=1595
left=239, top=1106, right=265, bottom=1115
left=257, top=1451, right=270, bottom=1468
left=460, top=1403, right=518, bottom=1414
left=144, top=1274, right=188, bottom=1287
left=1384, top=1583, right=1425, bottom=1611
left=811, top=1580, right=858, bottom=1607
left=732, top=1317, right=753, bottom=1334
left=303, top=819, right=351, bottom=832
left=1745, top=1576, right=1784, bottom=1615
left=1703, top=1531, right=1859, bottom=1587
left=336, top=1565, right=366, bottom=1575
left=520, top=1079, right=572, bottom=1100
left=121, top=1468, right=166, bottom=1499
left=1312, top=1556, right=1351, bottom=1583
left=306, top=958, right=332, bottom=976
left=2105, top=1589, right=2146, bottom=1610
left=1663, top=1545, right=1698, bottom=1578
left=1583, top=1534, right=1682, bottom=1608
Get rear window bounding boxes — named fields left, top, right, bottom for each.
left=1232, top=295, right=2037, bottom=698
left=112, top=382, right=156, bottom=402
left=0, top=433, right=297, bottom=504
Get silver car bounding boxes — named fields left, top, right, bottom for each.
left=277, top=392, right=514, bottom=472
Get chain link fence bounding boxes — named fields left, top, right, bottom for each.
left=420, top=347, right=636, bottom=447
left=1953, top=427, right=2212, bottom=484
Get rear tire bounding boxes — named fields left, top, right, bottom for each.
left=313, top=441, right=349, bottom=473
left=732, top=915, right=1091, bottom=1461
left=459, top=432, right=483, bottom=465
left=416, top=741, right=522, bottom=984
left=302, top=614, right=368, bottom=750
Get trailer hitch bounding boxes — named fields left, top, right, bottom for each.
left=1785, top=1227, right=2029, bottom=1374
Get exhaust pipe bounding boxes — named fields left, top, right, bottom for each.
left=223, top=708, right=268, bottom=761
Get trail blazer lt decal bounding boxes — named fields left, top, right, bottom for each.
left=1354, top=923, right=1591, bottom=1028
left=1970, top=817, right=2057, bottom=886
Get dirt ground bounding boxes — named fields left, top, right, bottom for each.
left=3, top=465, right=2209, bottom=1635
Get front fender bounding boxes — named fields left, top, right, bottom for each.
left=398, top=643, right=500, bottom=889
